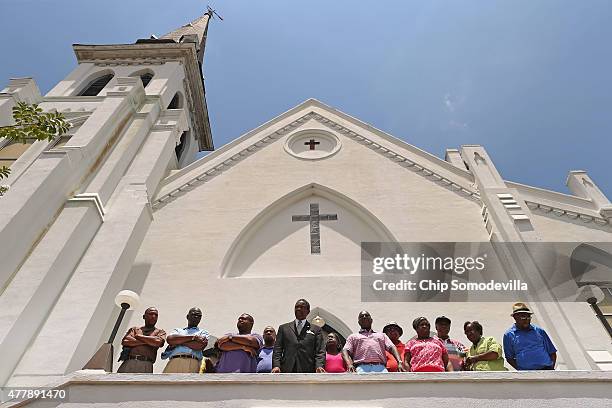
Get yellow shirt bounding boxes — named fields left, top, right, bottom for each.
left=467, top=336, right=508, bottom=371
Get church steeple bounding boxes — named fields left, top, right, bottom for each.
left=160, top=10, right=212, bottom=66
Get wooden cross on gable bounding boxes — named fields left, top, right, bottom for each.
left=304, top=139, right=320, bottom=150
left=292, top=203, right=337, bottom=254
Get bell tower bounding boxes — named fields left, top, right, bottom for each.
left=0, top=10, right=216, bottom=387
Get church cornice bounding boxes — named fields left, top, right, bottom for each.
left=143, top=97, right=611, bottom=231
left=152, top=109, right=482, bottom=210
left=309, top=113, right=481, bottom=201
left=525, top=201, right=610, bottom=227
left=73, top=43, right=213, bottom=151
left=73, top=43, right=196, bottom=64
left=504, top=181, right=610, bottom=228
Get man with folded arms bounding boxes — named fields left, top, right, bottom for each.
left=342, top=311, right=405, bottom=373
left=216, top=313, right=263, bottom=373
left=117, top=307, right=166, bottom=373
left=162, top=307, right=209, bottom=373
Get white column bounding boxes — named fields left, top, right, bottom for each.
left=83, top=98, right=162, bottom=206
left=0, top=203, right=101, bottom=386
left=460, top=145, right=593, bottom=370
left=0, top=78, right=144, bottom=291
left=8, top=111, right=185, bottom=387
left=0, top=78, right=42, bottom=126
left=461, top=144, right=536, bottom=241
left=567, top=171, right=612, bottom=221
left=0, top=94, right=165, bottom=387
left=444, top=148, right=468, bottom=171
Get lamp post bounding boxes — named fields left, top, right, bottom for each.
left=83, top=290, right=140, bottom=372
left=587, top=297, right=612, bottom=339
left=577, top=285, right=612, bottom=339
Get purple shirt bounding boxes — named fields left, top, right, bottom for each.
left=216, top=332, right=263, bottom=373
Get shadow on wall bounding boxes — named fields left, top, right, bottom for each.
left=220, top=183, right=398, bottom=278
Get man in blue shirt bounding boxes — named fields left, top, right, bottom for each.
left=162, top=307, right=210, bottom=373
left=256, top=326, right=276, bottom=373
left=503, top=302, right=557, bottom=370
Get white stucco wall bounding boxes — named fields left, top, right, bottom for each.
left=122, top=104, right=611, bottom=373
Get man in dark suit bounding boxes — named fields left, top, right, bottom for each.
left=272, top=299, right=326, bottom=373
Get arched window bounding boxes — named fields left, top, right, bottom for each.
left=175, top=131, right=188, bottom=162
left=128, top=69, right=154, bottom=88
left=140, top=72, right=153, bottom=88
left=307, top=307, right=352, bottom=346
left=78, top=73, right=114, bottom=96
left=167, top=92, right=183, bottom=109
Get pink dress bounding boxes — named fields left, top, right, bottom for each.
left=325, top=352, right=347, bottom=373
left=405, top=337, right=448, bottom=372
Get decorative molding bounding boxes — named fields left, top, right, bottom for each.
left=152, top=112, right=481, bottom=210
left=64, top=114, right=91, bottom=127
left=73, top=43, right=213, bottom=150
left=310, top=113, right=481, bottom=202
left=284, top=128, right=341, bottom=160
left=152, top=109, right=188, bottom=145
left=43, top=96, right=104, bottom=102
left=105, top=77, right=146, bottom=111
left=94, top=59, right=169, bottom=66
left=496, top=193, right=530, bottom=222
left=67, top=192, right=106, bottom=222
left=481, top=203, right=493, bottom=237
left=525, top=200, right=610, bottom=227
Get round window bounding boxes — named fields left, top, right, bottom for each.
left=284, top=129, right=341, bottom=160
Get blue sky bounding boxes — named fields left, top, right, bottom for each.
left=1, top=0, right=610, bottom=197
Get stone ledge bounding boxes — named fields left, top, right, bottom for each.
left=4, top=370, right=611, bottom=408
left=41, top=369, right=612, bottom=385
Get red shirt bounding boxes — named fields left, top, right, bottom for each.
left=405, top=337, right=448, bottom=372
left=385, top=342, right=405, bottom=372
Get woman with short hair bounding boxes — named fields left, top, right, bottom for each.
left=324, top=332, right=347, bottom=373
left=404, top=317, right=451, bottom=372
left=463, top=321, right=507, bottom=371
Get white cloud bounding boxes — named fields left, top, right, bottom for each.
left=449, top=119, right=468, bottom=129
left=443, top=92, right=469, bottom=130
left=444, top=93, right=455, bottom=113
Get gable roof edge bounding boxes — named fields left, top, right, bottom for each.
left=307, top=99, right=476, bottom=184
left=152, top=99, right=482, bottom=209
left=506, top=180, right=610, bottom=227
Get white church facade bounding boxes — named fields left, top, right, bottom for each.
left=0, top=10, right=611, bottom=407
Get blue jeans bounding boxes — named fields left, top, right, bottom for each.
left=356, top=363, right=388, bottom=373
